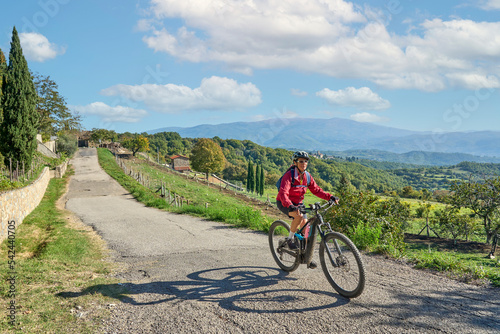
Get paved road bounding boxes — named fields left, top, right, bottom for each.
left=65, top=148, right=500, bottom=333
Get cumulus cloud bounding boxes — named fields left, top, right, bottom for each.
left=19, top=32, right=65, bottom=62
left=479, top=0, right=500, bottom=10
left=316, top=87, right=391, bottom=110
left=140, top=1, right=500, bottom=91
left=350, top=112, right=385, bottom=123
left=71, top=102, right=148, bottom=123
left=101, top=76, right=262, bottom=113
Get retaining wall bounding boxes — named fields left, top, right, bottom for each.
left=0, top=167, right=50, bottom=244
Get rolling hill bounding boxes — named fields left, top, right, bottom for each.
left=150, top=117, right=500, bottom=159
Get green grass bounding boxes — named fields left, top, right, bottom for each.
left=405, top=244, right=500, bottom=286
left=98, top=149, right=275, bottom=232
left=0, top=167, right=122, bottom=333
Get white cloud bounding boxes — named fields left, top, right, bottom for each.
left=19, top=32, right=65, bottom=62
left=71, top=102, right=148, bottom=123
left=446, top=72, right=500, bottom=90
left=479, top=0, right=500, bottom=10
left=291, top=88, right=308, bottom=97
left=101, top=76, right=262, bottom=113
left=140, top=1, right=500, bottom=91
left=350, top=112, right=385, bottom=123
left=316, top=87, right=391, bottom=110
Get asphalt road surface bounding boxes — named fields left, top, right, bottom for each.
left=65, top=148, right=500, bottom=333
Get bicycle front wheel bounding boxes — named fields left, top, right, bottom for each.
left=319, top=232, right=365, bottom=298
left=268, top=220, right=300, bottom=272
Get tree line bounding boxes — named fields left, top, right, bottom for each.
left=88, top=128, right=500, bottom=204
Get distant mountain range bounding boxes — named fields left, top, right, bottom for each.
left=326, top=149, right=500, bottom=166
left=149, top=117, right=500, bottom=161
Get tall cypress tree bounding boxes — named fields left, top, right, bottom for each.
left=246, top=161, right=255, bottom=193
left=255, top=164, right=260, bottom=196
left=0, top=47, right=6, bottom=123
left=259, top=164, right=265, bottom=196
left=0, top=27, right=39, bottom=166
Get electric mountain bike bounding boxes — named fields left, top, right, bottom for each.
left=268, top=200, right=366, bottom=298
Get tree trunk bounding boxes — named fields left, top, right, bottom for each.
left=483, top=217, right=492, bottom=244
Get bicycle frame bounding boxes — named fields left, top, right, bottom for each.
left=269, top=200, right=366, bottom=298
left=296, top=202, right=343, bottom=268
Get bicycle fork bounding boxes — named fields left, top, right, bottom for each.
left=316, top=219, right=344, bottom=268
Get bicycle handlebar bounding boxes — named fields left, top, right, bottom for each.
left=299, top=199, right=337, bottom=214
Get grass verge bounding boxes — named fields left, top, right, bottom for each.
left=0, top=166, right=123, bottom=333
left=404, top=242, right=500, bottom=287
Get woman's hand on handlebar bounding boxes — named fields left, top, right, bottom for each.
left=330, top=196, right=340, bottom=205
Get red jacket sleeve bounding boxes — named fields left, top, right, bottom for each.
left=308, top=175, right=332, bottom=201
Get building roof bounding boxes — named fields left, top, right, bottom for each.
left=170, top=155, right=189, bottom=160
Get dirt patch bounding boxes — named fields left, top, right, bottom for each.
left=404, top=233, right=492, bottom=254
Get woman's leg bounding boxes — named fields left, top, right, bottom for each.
left=289, top=210, right=307, bottom=233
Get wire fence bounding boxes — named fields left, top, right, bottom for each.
left=113, top=152, right=275, bottom=209
left=0, top=155, right=45, bottom=183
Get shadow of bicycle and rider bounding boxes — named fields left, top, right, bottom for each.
left=57, top=266, right=349, bottom=313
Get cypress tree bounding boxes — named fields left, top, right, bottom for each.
left=255, top=164, right=260, bottom=196
left=260, top=164, right=265, bottom=196
left=247, top=161, right=255, bottom=193
left=0, top=27, right=39, bottom=166
left=0, top=47, right=6, bottom=123
left=246, top=161, right=251, bottom=192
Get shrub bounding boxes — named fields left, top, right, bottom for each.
left=325, top=186, right=410, bottom=255
left=56, top=133, right=78, bottom=157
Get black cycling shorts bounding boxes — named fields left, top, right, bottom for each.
left=276, top=200, right=302, bottom=219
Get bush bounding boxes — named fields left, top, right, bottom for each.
left=325, top=183, right=410, bottom=255
left=57, top=133, right=77, bottom=157
left=351, top=221, right=382, bottom=251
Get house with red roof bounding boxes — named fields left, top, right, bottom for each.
left=170, top=155, right=191, bottom=173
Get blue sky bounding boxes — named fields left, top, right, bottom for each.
left=1, top=0, right=499, bottom=135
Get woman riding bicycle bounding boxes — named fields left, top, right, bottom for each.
left=276, top=151, right=339, bottom=257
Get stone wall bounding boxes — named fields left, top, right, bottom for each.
left=0, top=167, right=50, bottom=244
left=54, top=160, right=69, bottom=178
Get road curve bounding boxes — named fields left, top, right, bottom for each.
left=65, top=148, right=500, bottom=333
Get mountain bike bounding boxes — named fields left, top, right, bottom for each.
left=268, top=200, right=366, bottom=298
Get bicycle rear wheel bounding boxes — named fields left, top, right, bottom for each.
left=319, top=232, right=365, bottom=298
left=268, top=220, right=300, bottom=272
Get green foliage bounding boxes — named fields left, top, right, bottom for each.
left=255, top=164, right=260, bottom=194
left=350, top=221, right=382, bottom=250
left=246, top=160, right=254, bottom=192
left=259, top=164, right=265, bottom=196
left=0, top=47, right=6, bottom=123
left=190, top=138, right=225, bottom=177
left=122, top=135, right=150, bottom=156
left=56, top=132, right=78, bottom=157
left=91, top=128, right=118, bottom=143
left=432, top=206, right=480, bottom=242
left=325, top=178, right=410, bottom=256
left=142, top=132, right=409, bottom=192
left=0, top=27, right=39, bottom=167
left=33, top=73, right=82, bottom=136
left=449, top=176, right=500, bottom=244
